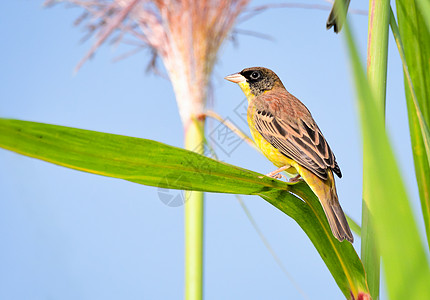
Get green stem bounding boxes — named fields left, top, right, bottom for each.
left=361, top=1, right=390, bottom=299
left=360, top=204, right=379, bottom=298
left=184, top=118, right=205, bottom=300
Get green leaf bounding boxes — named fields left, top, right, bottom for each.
left=261, top=188, right=368, bottom=298
left=0, top=119, right=287, bottom=194
left=345, top=215, right=361, bottom=237
left=342, top=13, right=430, bottom=300
left=396, top=0, right=430, bottom=249
left=0, top=118, right=368, bottom=298
left=415, top=0, right=430, bottom=33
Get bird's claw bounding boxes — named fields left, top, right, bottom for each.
left=266, top=167, right=290, bottom=181
left=268, top=173, right=286, bottom=180
left=265, top=165, right=289, bottom=179
left=287, top=174, right=303, bottom=184
left=265, top=167, right=302, bottom=183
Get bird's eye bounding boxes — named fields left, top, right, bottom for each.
left=250, top=71, right=261, bottom=80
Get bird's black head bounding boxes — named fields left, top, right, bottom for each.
left=240, top=67, right=284, bottom=97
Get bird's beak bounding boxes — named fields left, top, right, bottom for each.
left=224, top=72, right=246, bottom=84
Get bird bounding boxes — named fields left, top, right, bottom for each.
left=326, top=0, right=351, bottom=33
left=225, top=67, right=353, bottom=243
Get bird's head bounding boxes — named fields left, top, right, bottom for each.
left=224, top=67, right=284, bottom=99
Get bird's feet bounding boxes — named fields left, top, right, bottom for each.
left=269, top=173, right=288, bottom=180
left=265, top=166, right=302, bottom=184
left=287, top=174, right=303, bottom=184
left=265, top=166, right=289, bottom=179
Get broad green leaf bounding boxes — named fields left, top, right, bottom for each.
left=0, top=118, right=368, bottom=298
left=396, top=0, right=430, bottom=249
left=415, top=0, right=430, bottom=33
left=342, top=14, right=430, bottom=300
left=261, top=188, right=369, bottom=298
left=0, top=119, right=286, bottom=194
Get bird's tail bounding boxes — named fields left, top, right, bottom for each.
left=322, top=189, right=354, bottom=243
left=291, top=163, right=354, bottom=242
left=319, top=171, right=354, bottom=243
left=300, top=166, right=354, bottom=243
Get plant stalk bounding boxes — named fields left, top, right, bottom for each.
left=362, top=0, right=390, bottom=299
left=184, top=117, right=205, bottom=300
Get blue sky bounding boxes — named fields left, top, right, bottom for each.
left=0, top=1, right=422, bottom=299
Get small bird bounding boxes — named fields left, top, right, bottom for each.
left=225, top=67, right=353, bottom=243
left=326, top=0, right=351, bottom=33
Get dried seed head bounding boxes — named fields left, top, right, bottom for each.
left=45, top=0, right=250, bottom=126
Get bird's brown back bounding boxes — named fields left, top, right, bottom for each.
left=251, top=87, right=342, bottom=179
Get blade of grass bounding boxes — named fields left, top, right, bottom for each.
left=261, top=187, right=369, bottom=299
left=0, top=118, right=369, bottom=298
left=390, top=6, right=430, bottom=170
left=395, top=0, right=430, bottom=248
left=341, top=7, right=430, bottom=300
left=415, top=0, right=430, bottom=33
left=390, top=45, right=430, bottom=166
left=0, top=119, right=287, bottom=195
left=345, top=216, right=361, bottom=237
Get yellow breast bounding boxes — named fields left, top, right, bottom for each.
left=247, top=105, right=298, bottom=176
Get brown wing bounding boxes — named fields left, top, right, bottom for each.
left=253, top=94, right=341, bottom=180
